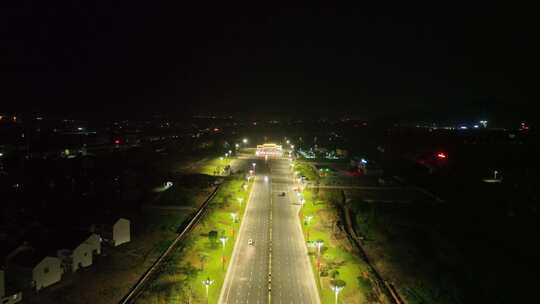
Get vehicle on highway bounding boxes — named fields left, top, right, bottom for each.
left=248, top=238, right=254, bottom=246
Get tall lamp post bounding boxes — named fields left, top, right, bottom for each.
left=230, top=212, right=238, bottom=238
left=331, top=284, right=344, bottom=304
left=315, top=240, right=324, bottom=273
left=202, top=277, right=214, bottom=304
left=219, top=236, right=228, bottom=270
left=237, top=197, right=244, bottom=207
left=304, top=215, right=313, bottom=241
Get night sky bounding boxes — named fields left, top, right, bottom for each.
left=2, top=2, right=539, bottom=122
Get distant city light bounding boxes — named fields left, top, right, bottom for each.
left=243, top=138, right=248, bottom=144
left=459, top=126, right=468, bottom=130
left=114, top=139, right=121, bottom=144
left=0, top=152, right=3, bottom=157
left=77, top=127, right=84, bottom=131
left=437, top=152, right=447, bottom=159
left=360, top=158, right=367, bottom=164
left=473, top=125, right=479, bottom=128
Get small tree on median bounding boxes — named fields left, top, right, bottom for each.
left=209, top=230, right=218, bottom=248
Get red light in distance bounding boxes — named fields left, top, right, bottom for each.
left=114, top=139, right=121, bottom=144
left=436, top=152, right=447, bottom=159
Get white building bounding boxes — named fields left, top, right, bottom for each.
left=0, top=269, right=22, bottom=304
left=85, top=233, right=101, bottom=255
left=91, top=218, right=131, bottom=247
left=56, top=232, right=101, bottom=273
left=255, top=143, right=283, bottom=157
left=8, top=250, right=62, bottom=291
left=111, top=218, right=130, bottom=246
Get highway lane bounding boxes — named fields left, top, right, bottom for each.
left=220, top=158, right=270, bottom=304
left=270, top=158, right=320, bottom=304
left=219, top=156, right=319, bottom=304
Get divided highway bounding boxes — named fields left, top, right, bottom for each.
left=219, top=157, right=319, bottom=304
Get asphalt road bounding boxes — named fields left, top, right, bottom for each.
left=219, top=157, right=319, bottom=304
left=220, top=158, right=271, bottom=304
left=269, top=158, right=320, bottom=304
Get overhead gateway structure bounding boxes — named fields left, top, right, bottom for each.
left=256, top=143, right=283, bottom=157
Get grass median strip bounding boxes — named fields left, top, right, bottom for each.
left=137, top=175, right=253, bottom=304
left=294, top=161, right=390, bottom=304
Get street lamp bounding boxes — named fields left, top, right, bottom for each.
left=237, top=197, right=244, bottom=206
left=243, top=138, right=248, bottom=144
left=315, top=240, right=324, bottom=272
left=230, top=212, right=238, bottom=238
left=304, top=215, right=313, bottom=240
left=235, top=143, right=239, bottom=149
left=230, top=212, right=238, bottom=223
left=202, top=277, right=214, bottom=304
left=331, top=284, right=344, bottom=304
left=252, top=162, right=256, bottom=168
left=219, top=236, right=228, bottom=270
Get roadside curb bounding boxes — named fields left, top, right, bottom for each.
left=218, top=177, right=256, bottom=304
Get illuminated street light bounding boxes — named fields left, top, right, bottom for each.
left=235, top=143, right=240, bottom=149
left=237, top=197, right=244, bottom=206
left=0, top=152, right=3, bottom=157
left=219, top=236, right=228, bottom=270
left=228, top=150, right=232, bottom=154
left=331, top=284, right=344, bottom=304
left=243, top=138, right=248, bottom=144
left=291, top=144, right=295, bottom=149
left=230, top=212, right=238, bottom=238
left=286, top=140, right=290, bottom=144
left=252, top=162, right=256, bottom=168
left=315, top=240, right=324, bottom=272
left=202, top=277, right=214, bottom=303
left=220, top=157, right=224, bottom=161
left=304, top=215, right=314, bottom=240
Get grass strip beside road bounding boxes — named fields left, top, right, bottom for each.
left=294, top=161, right=389, bottom=304
left=199, top=157, right=232, bottom=176
left=137, top=175, right=253, bottom=304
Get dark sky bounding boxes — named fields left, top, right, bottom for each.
left=2, top=2, right=539, bottom=122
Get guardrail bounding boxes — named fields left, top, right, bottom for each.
left=340, top=189, right=403, bottom=304
left=119, top=185, right=221, bottom=304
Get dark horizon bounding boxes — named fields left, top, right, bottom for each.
left=2, top=3, right=538, bottom=123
